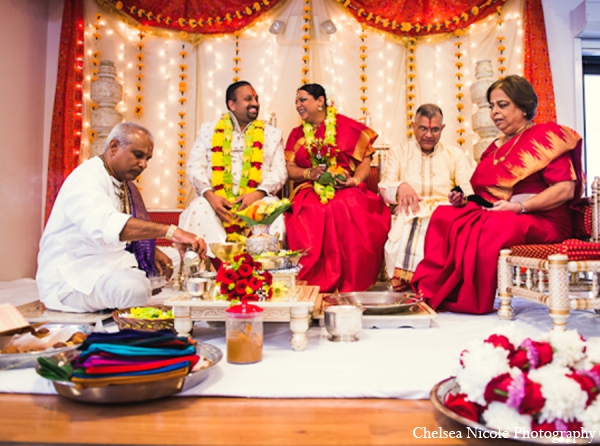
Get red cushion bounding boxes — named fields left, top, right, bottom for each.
left=573, top=200, right=593, bottom=239
left=511, top=238, right=600, bottom=261
left=148, top=210, right=182, bottom=247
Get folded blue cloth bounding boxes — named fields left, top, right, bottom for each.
left=78, top=343, right=196, bottom=358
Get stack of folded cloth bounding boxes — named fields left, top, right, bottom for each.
left=38, top=329, right=200, bottom=387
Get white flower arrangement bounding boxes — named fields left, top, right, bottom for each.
left=443, top=328, right=600, bottom=437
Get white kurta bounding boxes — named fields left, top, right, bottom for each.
left=378, top=140, right=474, bottom=280
left=180, top=115, right=287, bottom=254
left=36, top=157, right=147, bottom=312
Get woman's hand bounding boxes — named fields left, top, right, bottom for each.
left=448, top=190, right=466, bottom=208
left=491, top=200, right=521, bottom=213
left=308, top=165, right=326, bottom=182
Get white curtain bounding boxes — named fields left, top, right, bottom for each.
left=82, top=0, right=525, bottom=209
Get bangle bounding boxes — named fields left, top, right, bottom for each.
left=351, top=177, right=360, bottom=186
left=304, top=168, right=312, bottom=180
left=165, top=224, right=177, bottom=240
left=519, top=201, right=527, bottom=214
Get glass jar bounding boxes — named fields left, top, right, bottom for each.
left=225, top=302, right=264, bottom=364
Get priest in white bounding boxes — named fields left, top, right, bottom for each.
left=180, top=81, right=287, bottom=257
left=37, top=122, right=206, bottom=312
left=378, top=104, right=474, bottom=291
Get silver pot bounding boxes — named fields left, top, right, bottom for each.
left=324, top=305, right=362, bottom=342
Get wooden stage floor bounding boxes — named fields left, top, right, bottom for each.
left=0, top=394, right=510, bottom=445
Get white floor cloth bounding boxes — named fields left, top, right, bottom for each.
left=2, top=278, right=600, bottom=399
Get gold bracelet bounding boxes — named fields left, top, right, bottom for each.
left=351, top=177, right=360, bottom=186
left=304, top=168, right=312, bottom=180
left=165, top=224, right=178, bottom=240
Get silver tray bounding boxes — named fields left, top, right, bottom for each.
left=326, top=292, right=422, bottom=315
left=36, top=342, right=222, bottom=404
left=431, top=377, right=598, bottom=445
left=255, top=253, right=303, bottom=271
left=0, top=324, right=90, bottom=371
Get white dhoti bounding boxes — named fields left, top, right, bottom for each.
left=179, top=196, right=287, bottom=258
left=384, top=213, right=430, bottom=284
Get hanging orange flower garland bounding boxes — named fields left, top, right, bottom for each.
left=89, top=12, right=102, bottom=145
left=233, top=31, right=241, bottom=82
left=406, top=37, right=416, bottom=139
left=176, top=41, right=188, bottom=209
left=301, top=0, right=311, bottom=85
left=496, top=6, right=506, bottom=79
left=359, top=26, right=368, bottom=118
left=134, top=27, right=145, bottom=118
left=454, top=33, right=466, bottom=147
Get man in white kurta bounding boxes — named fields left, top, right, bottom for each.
left=180, top=81, right=287, bottom=257
left=37, top=122, right=205, bottom=312
left=378, top=104, right=474, bottom=291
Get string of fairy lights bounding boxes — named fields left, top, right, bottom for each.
left=81, top=1, right=525, bottom=208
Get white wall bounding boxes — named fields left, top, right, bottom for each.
left=0, top=0, right=63, bottom=280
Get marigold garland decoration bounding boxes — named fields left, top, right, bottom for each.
left=454, top=37, right=466, bottom=147
left=233, top=31, right=241, bottom=82
left=134, top=26, right=145, bottom=118
left=301, top=0, right=311, bottom=85
left=89, top=13, right=102, bottom=145
left=211, top=112, right=265, bottom=236
left=406, top=38, right=416, bottom=139
left=177, top=43, right=188, bottom=209
left=359, top=26, right=368, bottom=118
left=496, top=6, right=506, bottom=79
left=334, top=0, right=507, bottom=37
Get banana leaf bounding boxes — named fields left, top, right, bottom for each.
left=237, top=202, right=292, bottom=226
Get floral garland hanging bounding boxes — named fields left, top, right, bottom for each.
left=496, top=6, right=506, bottom=79
left=89, top=12, right=102, bottom=145
left=454, top=34, right=466, bottom=147
left=134, top=26, right=145, bottom=118
left=211, top=113, right=265, bottom=235
left=301, top=0, right=311, bottom=85
left=176, top=43, right=188, bottom=209
left=359, top=26, right=368, bottom=118
left=406, top=37, right=416, bottom=139
left=233, top=31, right=241, bottom=82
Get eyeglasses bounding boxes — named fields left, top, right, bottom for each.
left=416, top=126, right=442, bottom=135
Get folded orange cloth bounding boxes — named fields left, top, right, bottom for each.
left=71, top=366, right=189, bottom=388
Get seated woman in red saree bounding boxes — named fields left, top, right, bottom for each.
left=412, top=75, right=584, bottom=314
left=285, top=84, right=391, bottom=292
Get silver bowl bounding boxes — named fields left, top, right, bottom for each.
left=324, top=305, right=362, bottom=342
left=209, top=242, right=244, bottom=262
left=36, top=343, right=223, bottom=404
left=255, top=255, right=291, bottom=271
left=185, top=277, right=213, bottom=298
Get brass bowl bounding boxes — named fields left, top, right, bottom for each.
left=209, top=242, right=244, bottom=262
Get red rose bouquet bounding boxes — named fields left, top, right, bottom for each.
left=445, top=328, right=600, bottom=438
left=215, top=253, right=273, bottom=302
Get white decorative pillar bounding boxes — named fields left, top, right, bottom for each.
left=470, top=60, right=498, bottom=162
left=90, top=60, right=123, bottom=156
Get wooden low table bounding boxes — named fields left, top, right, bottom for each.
left=164, top=285, right=319, bottom=351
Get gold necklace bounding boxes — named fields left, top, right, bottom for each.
left=492, top=123, right=532, bottom=165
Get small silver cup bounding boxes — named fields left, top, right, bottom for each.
left=324, top=305, right=362, bottom=342
left=185, top=277, right=212, bottom=299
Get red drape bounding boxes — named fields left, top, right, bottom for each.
left=45, top=0, right=84, bottom=223
left=110, top=0, right=280, bottom=34
left=524, top=0, right=557, bottom=124
left=334, top=0, right=505, bottom=37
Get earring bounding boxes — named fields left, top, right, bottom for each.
left=318, top=106, right=323, bottom=111
left=523, top=111, right=526, bottom=116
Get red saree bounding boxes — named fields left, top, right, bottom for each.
left=285, top=114, right=391, bottom=292
left=411, top=122, right=583, bottom=314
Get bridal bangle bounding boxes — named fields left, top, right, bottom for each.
left=304, top=168, right=312, bottom=180
left=519, top=201, right=527, bottom=214
left=351, top=177, right=361, bottom=186
left=165, top=224, right=178, bottom=240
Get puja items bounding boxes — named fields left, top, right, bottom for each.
left=435, top=328, right=600, bottom=438
left=112, top=306, right=174, bottom=332
left=237, top=199, right=291, bottom=256
left=225, top=302, right=263, bottom=364
left=37, top=329, right=202, bottom=388
left=324, top=305, right=362, bottom=342
left=215, top=253, right=273, bottom=302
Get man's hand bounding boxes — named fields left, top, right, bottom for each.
left=171, top=228, right=207, bottom=259
left=448, top=190, right=466, bottom=208
left=154, top=247, right=174, bottom=280
left=397, top=183, right=422, bottom=216
left=235, top=190, right=266, bottom=211
left=204, top=191, right=234, bottom=223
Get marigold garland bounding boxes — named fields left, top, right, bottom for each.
left=134, top=27, right=145, bottom=118
left=359, top=27, right=369, bottom=117
left=454, top=37, right=466, bottom=147
left=496, top=6, right=506, bottom=79
left=89, top=13, right=102, bottom=145
left=301, top=0, right=311, bottom=84
left=211, top=112, right=265, bottom=235
left=406, top=37, right=416, bottom=139
left=176, top=43, right=188, bottom=209
left=233, top=31, right=241, bottom=82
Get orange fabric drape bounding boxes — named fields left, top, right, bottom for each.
left=524, top=0, right=557, bottom=124
left=45, top=0, right=84, bottom=223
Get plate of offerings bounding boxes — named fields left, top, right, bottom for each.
left=323, top=291, right=423, bottom=315
left=254, top=250, right=305, bottom=271
left=0, top=324, right=89, bottom=371
left=36, top=339, right=222, bottom=404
